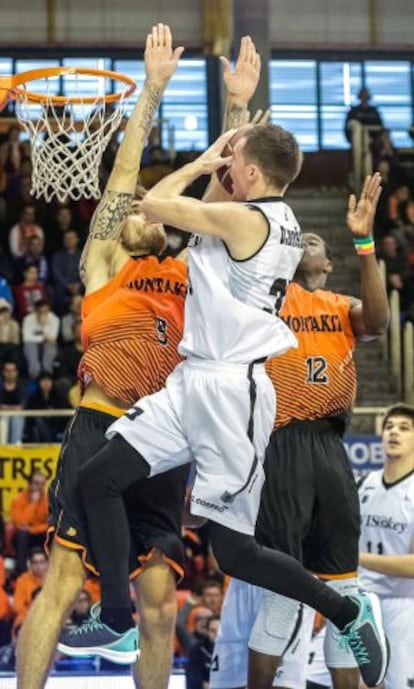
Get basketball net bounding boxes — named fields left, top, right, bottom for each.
left=14, top=73, right=128, bottom=203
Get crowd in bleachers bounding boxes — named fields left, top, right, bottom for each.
left=0, top=468, right=224, bottom=681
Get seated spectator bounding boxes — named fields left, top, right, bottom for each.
left=0, top=276, right=13, bottom=310
left=388, top=184, right=411, bottom=228
left=8, top=203, right=44, bottom=259
left=379, top=234, right=414, bottom=311
left=67, top=590, right=92, bottom=628
left=344, top=87, right=383, bottom=143
left=0, top=245, right=12, bottom=284
left=140, top=145, right=174, bottom=189
left=0, top=360, right=27, bottom=443
left=44, top=205, right=79, bottom=257
left=12, top=547, right=48, bottom=630
left=177, top=606, right=213, bottom=657
left=185, top=615, right=220, bottom=689
left=58, top=319, right=84, bottom=386
left=0, top=298, right=20, bottom=367
left=0, top=124, right=25, bottom=177
left=13, top=236, right=49, bottom=285
left=24, top=372, right=68, bottom=442
left=9, top=471, right=48, bottom=575
left=14, top=265, right=49, bottom=321
left=0, top=583, right=12, bottom=647
left=51, top=229, right=82, bottom=315
left=22, top=300, right=59, bottom=379
left=186, top=580, right=223, bottom=634
left=60, top=294, right=82, bottom=343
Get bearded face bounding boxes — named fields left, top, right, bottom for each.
left=120, top=213, right=167, bottom=256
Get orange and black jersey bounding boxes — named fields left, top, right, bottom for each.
left=79, top=256, right=187, bottom=405
left=266, top=282, right=356, bottom=428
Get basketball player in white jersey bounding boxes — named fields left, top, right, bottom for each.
left=358, top=402, right=414, bottom=688
left=59, top=79, right=389, bottom=684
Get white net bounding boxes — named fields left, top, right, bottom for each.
left=14, top=73, right=129, bottom=203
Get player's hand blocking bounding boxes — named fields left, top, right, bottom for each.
left=347, top=172, right=382, bottom=237
left=220, top=35, right=261, bottom=106
left=145, top=23, right=184, bottom=86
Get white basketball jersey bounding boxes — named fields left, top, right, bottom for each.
left=179, top=198, right=303, bottom=363
left=359, top=469, right=414, bottom=597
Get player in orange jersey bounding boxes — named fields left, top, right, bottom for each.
left=210, top=174, right=390, bottom=689
left=16, top=24, right=188, bottom=689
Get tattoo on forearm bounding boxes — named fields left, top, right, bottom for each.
left=90, top=190, right=134, bottom=240
left=79, top=190, right=133, bottom=281
left=138, top=82, right=163, bottom=136
left=224, top=103, right=248, bottom=130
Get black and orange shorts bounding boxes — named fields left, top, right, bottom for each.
left=255, top=418, right=360, bottom=578
left=48, top=403, right=188, bottom=579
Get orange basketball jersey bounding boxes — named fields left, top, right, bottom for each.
left=79, top=256, right=187, bottom=405
left=266, top=282, right=356, bottom=429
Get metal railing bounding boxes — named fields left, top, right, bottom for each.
left=348, top=120, right=383, bottom=193
left=0, top=406, right=390, bottom=442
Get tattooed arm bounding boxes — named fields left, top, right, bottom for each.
left=80, top=23, right=183, bottom=288
left=203, top=35, right=261, bottom=203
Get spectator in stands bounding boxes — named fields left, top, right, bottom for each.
left=58, top=318, right=83, bottom=387
left=186, top=580, right=223, bottom=637
left=13, top=548, right=48, bottom=631
left=0, top=276, right=14, bottom=309
left=0, top=125, right=25, bottom=176
left=14, top=265, right=49, bottom=321
left=24, top=372, right=68, bottom=442
left=13, top=236, right=49, bottom=285
left=0, top=245, right=12, bottom=284
left=67, top=590, right=92, bottom=628
left=388, top=184, right=411, bottom=228
left=379, top=234, right=414, bottom=311
left=60, top=294, right=82, bottom=344
left=140, top=144, right=174, bottom=189
left=345, top=87, right=383, bottom=143
left=45, top=205, right=78, bottom=256
left=186, top=615, right=220, bottom=689
left=177, top=606, right=213, bottom=656
left=8, top=204, right=44, bottom=260
left=0, top=582, right=12, bottom=647
left=22, top=300, right=59, bottom=379
left=51, top=229, right=82, bottom=315
left=9, top=472, right=48, bottom=575
left=0, top=299, right=20, bottom=366
left=0, top=360, right=26, bottom=443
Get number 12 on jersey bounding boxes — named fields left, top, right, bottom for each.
left=305, top=356, right=329, bottom=384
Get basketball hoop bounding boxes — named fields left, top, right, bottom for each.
left=0, top=67, right=136, bottom=202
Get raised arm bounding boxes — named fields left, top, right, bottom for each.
left=204, top=36, right=261, bottom=204
left=80, top=23, right=183, bottom=288
left=347, top=173, right=390, bottom=337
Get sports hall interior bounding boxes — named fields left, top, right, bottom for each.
left=0, top=1, right=413, bottom=687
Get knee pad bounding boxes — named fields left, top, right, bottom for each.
left=324, top=577, right=359, bottom=669
left=248, top=591, right=303, bottom=657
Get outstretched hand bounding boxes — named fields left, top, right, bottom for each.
left=347, top=173, right=382, bottom=237
left=220, top=35, right=261, bottom=103
left=145, top=23, right=184, bottom=85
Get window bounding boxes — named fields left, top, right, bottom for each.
left=161, top=59, right=208, bottom=151
left=270, top=60, right=318, bottom=151
left=320, top=62, right=362, bottom=149
left=364, top=61, right=412, bottom=147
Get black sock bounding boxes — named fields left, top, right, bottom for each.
left=101, top=607, right=134, bottom=633
left=330, top=596, right=360, bottom=631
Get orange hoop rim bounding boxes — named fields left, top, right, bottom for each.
left=0, top=66, right=136, bottom=105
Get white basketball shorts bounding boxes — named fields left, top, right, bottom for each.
left=381, top=597, right=414, bottom=689
left=209, top=578, right=313, bottom=689
left=107, top=358, right=275, bottom=535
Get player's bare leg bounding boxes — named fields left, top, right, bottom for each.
left=132, top=549, right=177, bottom=689
left=17, top=543, right=85, bottom=689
